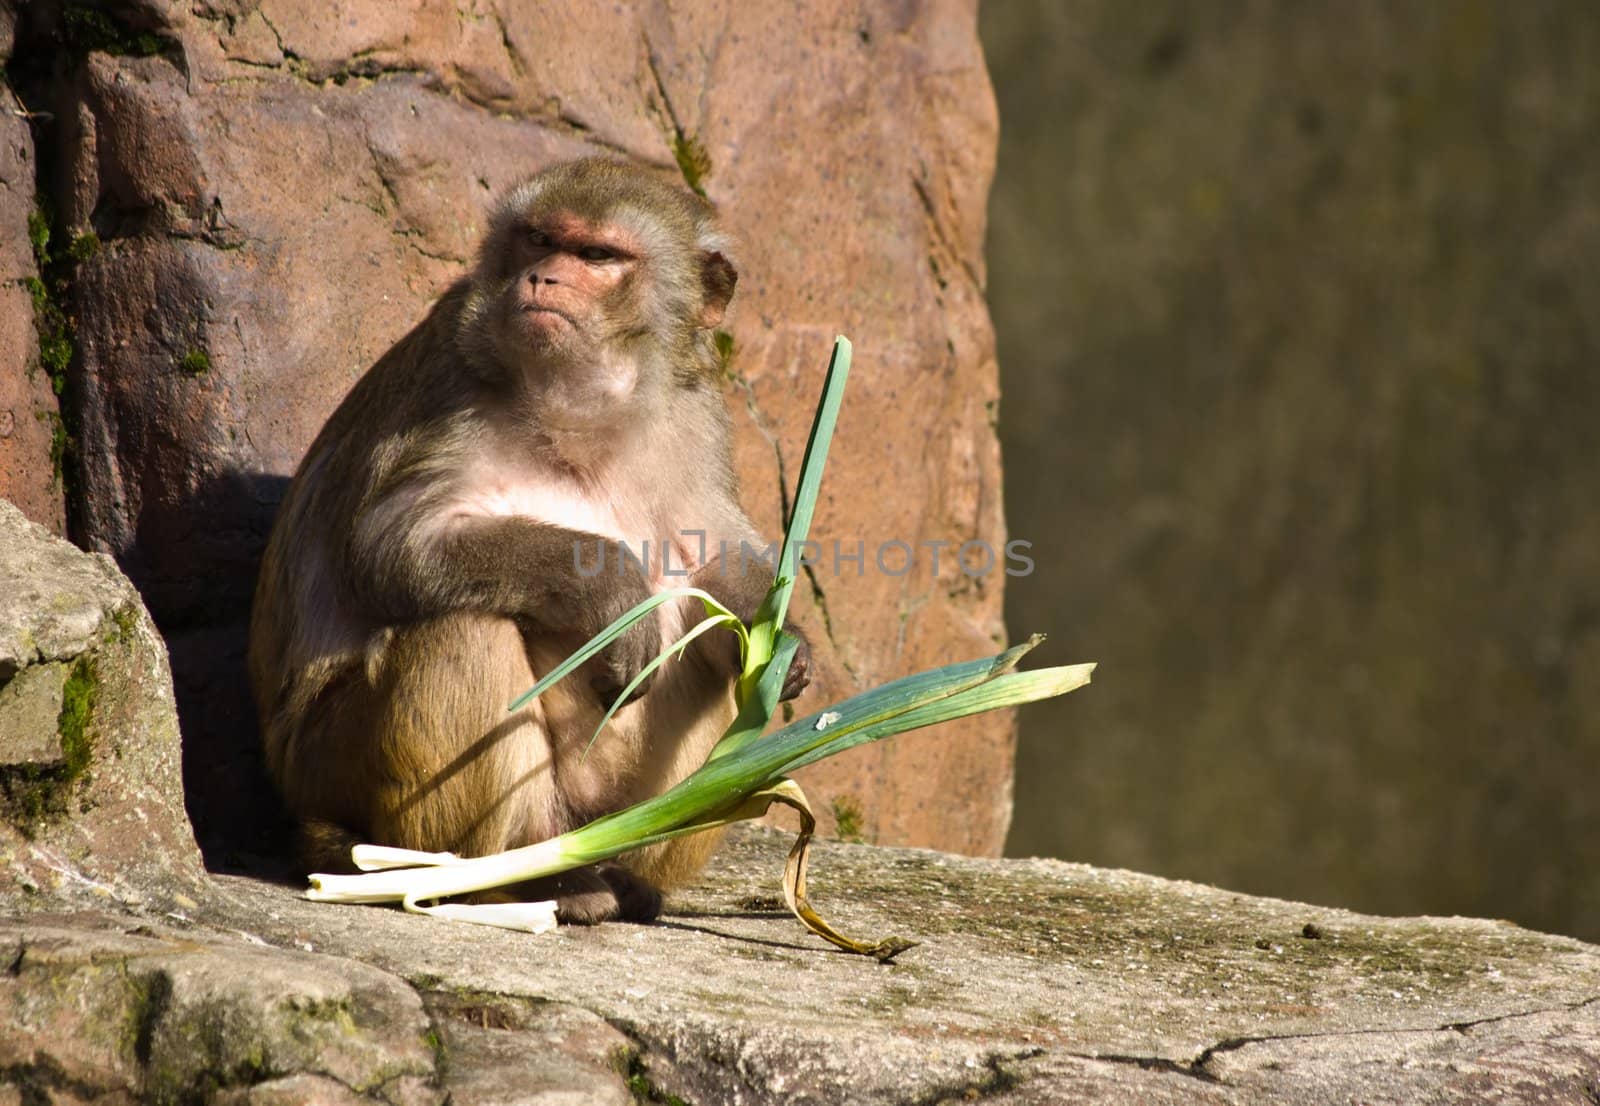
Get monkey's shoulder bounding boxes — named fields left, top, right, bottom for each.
left=317, top=279, right=480, bottom=417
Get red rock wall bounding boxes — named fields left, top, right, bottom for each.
left=10, top=0, right=1012, bottom=860
left=0, top=10, right=66, bottom=535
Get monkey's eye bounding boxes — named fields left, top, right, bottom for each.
left=577, top=245, right=617, bottom=262
left=525, top=228, right=551, bottom=248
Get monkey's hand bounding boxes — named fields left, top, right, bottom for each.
left=689, top=553, right=811, bottom=700
left=693, top=614, right=812, bottom=702
left=777, top=626, right=812, bottom=703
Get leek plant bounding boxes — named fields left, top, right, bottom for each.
left=307, top=337, right=1094, bottom=959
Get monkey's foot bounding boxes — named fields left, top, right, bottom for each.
left=597, top=863, right=663, bottom=923
left=487, top=864, right=661, bottom=925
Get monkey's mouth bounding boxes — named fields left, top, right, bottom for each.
left=520, top=304, right=572, bottom=324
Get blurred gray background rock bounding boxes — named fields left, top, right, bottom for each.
left=985, top=2, right=1600, bottom=940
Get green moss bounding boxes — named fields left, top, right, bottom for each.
left=672, top=133, right=711, bottom=197
left=422, top=1025, right=447, bottom=1074
left=830, top=794, right=867, bottom=844
left=0, top=656, right=96, bottom=836
left=178, top=348, right=211, bottom=376
left=67, top=232, right=100, bottom=262
left=23, top=206, right=73, bottom=389
left=21, top=200, right=91, bottom=499
left=612, top=1047, right=691, bottom=1106
left=41, top=410, right=70, bottom=491
left=712, top=329, right=735, bottom=379
left=27, top=207, right=50, bottom=258
left=21, top=274, right=48, bottom=312
left=40, top=334, right=71, bottom=380
left=58, top=654, right=97, bottom=779
left=62, top=6, right=171, bottom=57
left=109, top=605, right=140, bottom=644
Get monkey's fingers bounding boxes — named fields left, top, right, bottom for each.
left=779, top=633, right=813, bottom=702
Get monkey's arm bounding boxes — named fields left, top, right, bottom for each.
left=345, top=492, right=662, bottom=697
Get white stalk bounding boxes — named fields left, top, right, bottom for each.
left=409, top=900, right=557, bottom=934
left=307, top=836, right=573, bottom=904
left=351, top=845, right=464, bottom=871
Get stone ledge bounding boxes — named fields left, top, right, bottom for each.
left=3, top=493, right=1595, bottom=1101
left=8, top=825, right=1595, bottom=1104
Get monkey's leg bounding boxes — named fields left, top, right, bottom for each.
left=607, top=672, right=740, bottom=894
left=366, top=612, right=654, bottom=923
left=624, top=827, right=729, bottom=894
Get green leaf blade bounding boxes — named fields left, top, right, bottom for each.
left=567, top=638, right=1054, bottom=850
left=757, top=336, right=852, bottom=637
left=777, top=664, right=1096, bottom=775
left=712, top=632, right=802, bottom=761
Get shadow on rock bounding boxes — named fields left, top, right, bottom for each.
left=125, top=468, right=299, bottom=879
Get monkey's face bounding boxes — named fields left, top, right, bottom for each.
left=479, top=210, right=635, bottom=348
left=465, top=160, right=739, bottom=430
left=508, top=215, right=638, bottom=345
left=470, top=209, right=655, bottom=426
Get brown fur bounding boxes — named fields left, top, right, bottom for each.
left=249, top=159, right=807, bottom=923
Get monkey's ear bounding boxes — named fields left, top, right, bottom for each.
left=697, top=251, right=738, bottom=328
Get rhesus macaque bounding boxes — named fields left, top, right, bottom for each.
left=249, top=158, right=809, bottom=923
